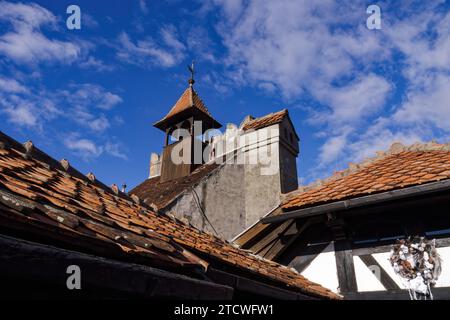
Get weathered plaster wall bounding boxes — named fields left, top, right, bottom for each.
left=163, top=121, right=300, bottom=240
left=243, top=163, right=281, bottom=227
left=243, top=132, right=282, bottom=228
left=162, top=164, right=246, bottom=240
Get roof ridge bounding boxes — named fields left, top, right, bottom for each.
left=0, top=131, right=134, bottom=203
left=241, top=108, right=289, bottom=131
left=289, top=140, right=450, bottom=195
left=167, top=86, right=193, bottom=116
left=154, top=86, right=217, bottom=130
left=190, top=86, right=214, bottom=117
left=248, top=108, right=287, bottom=122
left=189, top=86, right=195, bottom=107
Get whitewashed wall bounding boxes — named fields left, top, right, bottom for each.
left=299, top=244, right=450, bottom=294
left=300, top=243, right=340, bottom=293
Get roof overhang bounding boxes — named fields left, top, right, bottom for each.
left=153, top=106, right=222, bottom=131
left=262, top=179, right=450, bottom=224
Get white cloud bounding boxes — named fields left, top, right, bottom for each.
left=393, top=74, right=450, bottom=131
left=3, top=104, right=37, bottom=127
left=0, top=76, right=28, bottom=93
left=78, top=56, right=114, bottom=72
left=116, top=29, right=185, bottom=68
left=160, top=25, right=185, bottom=52
left=0, top=1, right=55, bottom=29
left=82, top=13, right=99, bottom=28
left=0, top=77, right=122, bottom=135
left=210, top=0, right=450, bottom=181
left=64, top=84, right=123, bottom=110
left=64, top=135, right=103, bottom=159
left=214, top=0, right=386, bottom=99
left=71, top=110, right=110, bottom=132
left=0, top=1, right=81, bottom=64
left=56, top=83, right=123, bottom=133
left=64, top=133, right=128, bottom=160
left=383, top=7, right=450, bottom=133
left=311, top=74, right=392, bottom=126
left=384, top=8, right=450, bottom=80
left=0, top=78, right=128, bottom=160
left=0, top=77, right=60, bottom=128
left=319, top=133, right=348, bottom=165
left=139, top=0, right=149, bottom=14
left=211, top=0, right=244, bottom=22
left=105, top=142, right=128, bottom=160
left=347, top=119, right=426, bottom=163
left=186, top=26, right=217, bottom=63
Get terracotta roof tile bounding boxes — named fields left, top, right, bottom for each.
left=283, top=141, right=450, bottom=210
left=242, top=109, right=289, bottom=131
left=0, top=131, right=339, bottom=299
left=169, top=87, right=211, bottom=118
left=154, top=86, right=220, bottom=129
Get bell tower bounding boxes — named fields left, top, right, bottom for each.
left=153, top=65, right=222, bottom=183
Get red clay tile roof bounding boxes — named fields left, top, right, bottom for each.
left=283, top=141, right=450, bottom=210
left=0, top=131, right=339, bottom=299
left=242, top=109, right=289, bottom=131
left=130, top=164, right=220, bottom=210
left=154, top=86, right=220, bottom=129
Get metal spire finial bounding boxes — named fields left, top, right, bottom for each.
left=187, top=60, right=195, bottom=86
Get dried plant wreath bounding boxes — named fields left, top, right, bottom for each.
left=390, top=237, right=442, bottom=300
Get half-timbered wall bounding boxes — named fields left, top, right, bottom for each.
left=272, top=191, right=450, bottom=298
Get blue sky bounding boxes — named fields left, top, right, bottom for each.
left=0, top=0, right=449, bottom=189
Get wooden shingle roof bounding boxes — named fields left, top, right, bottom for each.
left=0, top=131, right=339, bottom=299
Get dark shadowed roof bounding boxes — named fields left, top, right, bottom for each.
left=130, top=163, right=220, bottom=210
left=0, top=131, right=339, bottom=299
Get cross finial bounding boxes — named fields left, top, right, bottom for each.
left=187, top=60, right=195, bottom=86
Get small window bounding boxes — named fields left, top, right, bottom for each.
left=290, top=133, right=293, bottom=143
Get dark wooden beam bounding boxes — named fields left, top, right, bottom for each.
left=262, top=221, right=299, bottom=260
left=270, top=217, right=323, bottom=261
left=0, top=234, right=233, bottom=299
left=262, top=180, right=450, bottom=224
left=206, top=268, right=317, bottom=300
left=234, top=206, right=285, bottom=248
left=288, top=242, right=331, bottom=273
left=352, top=236, right=450, bottom=256
left=334, top=240, right=358, bottom=293
left=249, top=220, right=294, bottom=254
left=261, top=217, right=323, bottom=261
left=359, top=254, right=400, bottom=290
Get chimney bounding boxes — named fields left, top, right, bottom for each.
left=239, top=115, right=255, bottom=129
left=149, top=152, right=161, bottom=178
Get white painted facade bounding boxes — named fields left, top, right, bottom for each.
left=299, top=243, right=450, bottom=294
left=300, top=243, right=340, bottom=293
